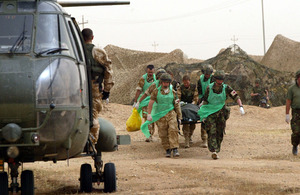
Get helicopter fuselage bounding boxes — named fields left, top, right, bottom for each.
left=0, top=0, right=91, bottom=162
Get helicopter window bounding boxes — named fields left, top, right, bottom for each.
left=0, top=14, right=33, bottom=53
left=18, top=2, right=36, bottom=12
left=36, top=58, right=81, bottom=106
left=35, top=14, right=75, bottom=58
left=37, top=1, right=58, bottom=12
left=67, top=19, right=84, bottom=61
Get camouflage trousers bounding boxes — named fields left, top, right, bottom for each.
left=204, top=108, right=227, bottom=153
left=182, top=123, right=196, bottom=139
left=291, top=109, right=300, bottom=146
left=156, top=110, right=179, bottom=150
left=90, top=81, right=103, bottom=145
left=200, top=123, right=208, bottom=141
left=142, top=106, right=155, bottom=136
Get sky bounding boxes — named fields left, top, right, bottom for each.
left=64, top=0, right=300, bottom=60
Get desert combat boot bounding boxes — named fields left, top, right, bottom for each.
left=184, top=136, right=190, bottom=148
left=293, top=145, right=298, bottom=155
left=201, top=139, right=208, bottom=148
left=211, top=152, right=219, bottom=160
left=172, top=148, right=180, bottom=157
left=165, top=149, right=171, bottom=157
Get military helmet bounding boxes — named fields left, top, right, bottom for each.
left=160, top=73, right=172, bottom=83
left=155, top=68, right=166, bottom=79
left=201, top=64, right=213, bottom=75
left=255, top=78, right=261, bottom=84
left=296, top=69, right=300, bottom=79
left=214, top=70, right=225, bottom=80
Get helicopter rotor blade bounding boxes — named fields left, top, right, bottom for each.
left=58, top=1, right=130, bottom=7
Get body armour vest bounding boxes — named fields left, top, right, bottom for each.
left=85, top=44, right=105, bottom=79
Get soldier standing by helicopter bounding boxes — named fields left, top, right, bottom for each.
left=82, top=28, right=114, bottom=145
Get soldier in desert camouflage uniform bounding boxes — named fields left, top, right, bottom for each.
left=197, top=64, right=214, bottom=148
left=198, top=70, right=245, bottom=160
left=82, top=28, right=114, bottom=145
left=141, top=73, right=182, bottom=158
left=177, top=75, right=198, bottom=148
left=133, top=65, right=156, bottom=142
left=166, top=70, right=180, bottom=91
left=136, top=68, right=166, bottom=106
left=134, top=68, right=166, bottom=141
left=286, top=69, right=300, bottom=155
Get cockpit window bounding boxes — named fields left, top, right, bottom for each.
left=34, top=14, right=75, bottom=58
left=18, top=2, right=36, bottom=12
left=0, top=15, right=33, bottom=53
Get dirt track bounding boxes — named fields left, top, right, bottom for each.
left=24, top=104, right=300, bottom=194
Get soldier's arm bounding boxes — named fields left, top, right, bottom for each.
left=147, top=89, right=158, bottom=115
left=286, top=99, right=291, bottom=115
left=197, top=79, right=202, bottom=97
left=192, top=85, right=199, bottom=104
left=202, top=86, right=210, bottom=105
left=177, top=85, right=182, bottom=101
left=147, top=99, right=155, bottom=116
left=226, top=85, right=240, bottom=102
left=139, top=83, right=156, bottom=103
left=134, top=77, right=145, bottom=102
left=92, top=47, right=111, bottom=66
left=175, top=82, right=180, bottom=91
left=103, top=63, right=114, bottom=92
left=173, top=90, right=182, bottom=119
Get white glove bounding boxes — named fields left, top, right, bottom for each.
left=239, top=106, right=245, bottom=115
left=105, top=98, right=109, bottom=104
left=180, top=101, right=186, bottom=106
left=134, top=102, right=140, bottom=109
left=147, top=114, right=153, bottom=121
left=133, top=102, right=137, bottom=108
left=286, top=114, right=290, bottom=124
left=199, top=101, right=203, bottom=107
left=178, top=119, right=181, bottom=125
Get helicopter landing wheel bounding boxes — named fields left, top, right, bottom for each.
left=0, top=172, right=9, bottom=195
left=103, top=163, right=116, bottom=193
left=21, top=170, right=34, bottom=195
left=80, top=163, right=92, bottom=192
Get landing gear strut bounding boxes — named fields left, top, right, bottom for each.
left=80, top=139, right=116, bottom=193
left=0, top=160, right=34, bottom=195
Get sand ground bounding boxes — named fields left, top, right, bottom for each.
left=22, top=103, right=300, bottom=194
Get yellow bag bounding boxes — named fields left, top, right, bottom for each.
left=126, top=108, right=142, bottom=132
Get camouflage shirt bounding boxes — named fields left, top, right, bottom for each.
left=202, top=83, right=240, bottom=104
left=145, top=82, right=159, bottom=96
left=86, top=43, right=114, bottom=92
left=177, top=83, right=198, bottom=104
left=136, top=74, right=155, bottom=91
left=171, top=80, right=180, bottom=91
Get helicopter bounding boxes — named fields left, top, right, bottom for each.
left=0, top=0, right=130, bottom=194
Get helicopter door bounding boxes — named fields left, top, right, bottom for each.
left=68, top=17, right=93, bottom=127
